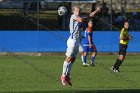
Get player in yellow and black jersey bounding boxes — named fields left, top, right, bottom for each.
left=111, top=21, right=133, bottom=72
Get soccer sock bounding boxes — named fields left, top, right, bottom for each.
left=116, top=60, right=122, bottom=70
left=62, top=61, right=69, bottom=76
left=81, top=56, right=86, bottom=64
left=113, top=59, right=122, bottom=70
left=91, top=56, right=95, bottom=64
left=67, top=62, right=72, bottom=76
left=81, top=56, right=84, bottom=63
left=119, top=61, right=123, bottom=66
left=113, top=59, right=119, bottom=68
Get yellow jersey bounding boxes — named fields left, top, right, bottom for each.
left=120, top=28, right=129, bottom=45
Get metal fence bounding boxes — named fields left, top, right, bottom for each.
left=0, top=0, right=140, bottom=31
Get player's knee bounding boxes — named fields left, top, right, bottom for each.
left=92, top=51, right=97, bottom=55
left=119, top=55, right=125, bottom=61
left=83, top=52, right=87, bottom=56
left=94, top=51, right=97, bottom=54
left=122, top=56, right=125, bottom=61
left=79, top=51, right=84, bottom=56
left=93, top=46, right=97, bottom=51
left=65, top=57, right=71, bottom=62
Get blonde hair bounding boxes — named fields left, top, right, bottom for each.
left=72, top=6, right=81, bottom=12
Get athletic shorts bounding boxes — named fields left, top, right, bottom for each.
left=66, top=38, right=80, bottom=58
left=119, top=44, right=128, bottom=56
left=83, top=45, right=97, bottom=53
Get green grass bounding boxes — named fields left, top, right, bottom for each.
left=0, top=55, right=140, bottom=93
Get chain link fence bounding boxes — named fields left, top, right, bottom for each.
left=0, top=0, right=140, bottom=31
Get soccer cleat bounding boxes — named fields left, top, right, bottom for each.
left=60, top=76, right=67, bottom=86
left=111, top=66, right=119, bottom=73
left=83, top=63, right=90, bottom=66
left=111, top=66, right=115, bottom=71
left=65, top=75, right=72, bottom=86
left=90, top=63, right=95, bottom=66
left=114, top=69, right=119, bottom=73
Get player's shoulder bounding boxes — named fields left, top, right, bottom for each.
left=86, top=27, right=92, bottom=33
left=71, top=14, right=77, bottom=19
left=121, top=28, right=125, bottom=32
left=122, top=28, right=128, bottom=31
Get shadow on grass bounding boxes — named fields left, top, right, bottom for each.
left=1, top=89, right=140, bottom=93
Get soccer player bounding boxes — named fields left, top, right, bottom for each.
left=111, top=21, right=133, bottom=72
left=82, top=20, right=97, bottom=66
left=60, top=6, right=100, bottom=86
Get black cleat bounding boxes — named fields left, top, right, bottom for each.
left=111, top=66, right=119, bottom=73
left=65, top=75, right=72, bottom=86
left=90, top=63, right=95, bottom=66
left=111, top=66, right=115, bottom=71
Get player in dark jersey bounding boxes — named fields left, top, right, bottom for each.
left=111, top=21, right=133, bottom=72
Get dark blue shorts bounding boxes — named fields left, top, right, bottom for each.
left=83, top=45, right=97, bottom=53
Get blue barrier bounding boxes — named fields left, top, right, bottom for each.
left=0, top=31, right=139, bottom=52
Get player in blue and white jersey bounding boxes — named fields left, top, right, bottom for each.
left=60, top=6, right=100, bottom=86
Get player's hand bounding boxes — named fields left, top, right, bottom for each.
left=89, top=43, right=93, bottom=48
left=90, top=7, right=101, bottom=17
left=76, top=16, right=83, bottom=22
left=96, top=7, right=101, bottom=12
left=128, top=36, right=133, bottom=40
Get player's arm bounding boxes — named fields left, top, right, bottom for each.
left=75, top=16, right=83, bottom=22
left=87, top=30, right=93, bottom=47
left=74, top=7, right=101, bottom=22
left=120, top=29, right=127, bottom=41
left=82, top=7, right=101, bottom=21
left=120, top=35, right=129, bottom=41
left=120, top=34, right=132, bottom=41
left=120, top=30, right=132, bottom=40
left=88, top=35, right=92, bottom=45
left=126, top=34, right=133, bottom=40
left=90, top=7, right=101, bottom=17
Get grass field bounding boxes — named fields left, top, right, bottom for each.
left=0, top=54, right=140, bottom=93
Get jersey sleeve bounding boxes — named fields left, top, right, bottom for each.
left=120, top=29, right=125, bottom=39
left=87, top=28, right=92, bottom=35
left=71, top=14, right=77, bottom=20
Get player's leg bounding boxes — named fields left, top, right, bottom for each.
left=65, top=56, right=76, bottom=76
left=79, top=43, right=85, bottom=64
left=115, top=55, right=125, bottom=69
left=65, top=48, right=78, bottom=86
left=61, top=56, right=74, bottom=86
left=82, top=46, right=90, bottom=66
left=61, top=51, right=76, bottom=86
left=112, top=55, right=125, bottom=72
left=61, top=39, right=79, bottom=86
left=112, top=44, right=127, bottom=72
left=61, top=56, right=70, bottom=86
left=64, top=56, right=76, bottom=86
left=82, top=52, right=90, bottom=66
left=114, top=44, right=127, bottom=71
left=90, top=45, right=97, bottom=66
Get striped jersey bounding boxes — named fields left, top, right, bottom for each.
left=69, top=14, right=82, bottom=40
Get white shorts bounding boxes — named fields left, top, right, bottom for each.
left=66, top=38, right=80, bottom=58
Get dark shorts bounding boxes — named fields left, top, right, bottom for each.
left=119, top=44, right=128, bottom=56
left=83, top=45, right=97, bottom=53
